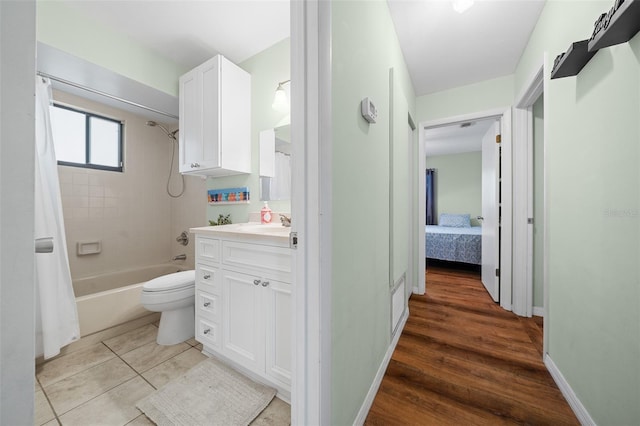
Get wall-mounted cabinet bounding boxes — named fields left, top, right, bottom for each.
left=179, top=55, right=251, bottom=177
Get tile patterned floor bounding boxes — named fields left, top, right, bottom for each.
left=35, top=322, right=290, bottom=426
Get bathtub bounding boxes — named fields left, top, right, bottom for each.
left=74, top=264, right=186, bottom=337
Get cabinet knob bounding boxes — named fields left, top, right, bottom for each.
left=203, top=274, right=211, bottom=279
left=253, top=279, right=261, bottom=286
left=204, top=301, right=211, bottom=307
left=203, top=328, right=211, bottom=335
left=261, top=281, right=270, bottom=287
left=191, top=162, right=200, bottom=168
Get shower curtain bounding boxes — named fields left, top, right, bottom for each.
left=426, top=169, right=436, bottom=225
left=34, top=77, right=80, bottom=359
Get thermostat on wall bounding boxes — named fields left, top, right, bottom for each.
left=361, top=97, right=377, bottom=123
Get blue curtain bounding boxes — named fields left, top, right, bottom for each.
left=426, top=169, right=436, bottom=225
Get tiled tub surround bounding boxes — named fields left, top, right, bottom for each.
left=35, top=322, right=291, bottom=426
left=54, top=89, right=207, bottom=279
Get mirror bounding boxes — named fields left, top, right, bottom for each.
left=259, top=124, right=291, bottom=201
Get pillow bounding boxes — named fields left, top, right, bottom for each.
left=439, top=213, right=471, bottom=228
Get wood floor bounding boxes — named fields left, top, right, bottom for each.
left=365, top=266, right=578, bottom=426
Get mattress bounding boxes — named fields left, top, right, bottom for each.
left=425, top=225, right=482, bottom=265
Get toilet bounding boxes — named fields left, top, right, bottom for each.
left=140, top=270, right=195, bottom=345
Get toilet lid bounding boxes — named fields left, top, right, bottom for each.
left=143, top=270, right=195, bottom=292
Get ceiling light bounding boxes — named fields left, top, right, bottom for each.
left=272, top=79, right=290, bottom=113
left=452, top=0, right=474, bottom=14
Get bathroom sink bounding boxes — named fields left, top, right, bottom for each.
left=190, top=222, right=290, bottom=242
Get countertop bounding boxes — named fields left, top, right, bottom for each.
left=190, top=222, right=291, bottom=246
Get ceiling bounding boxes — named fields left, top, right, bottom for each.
left=387, top=0, right=545, bottom=96
left=60, top=0, right=291, bottom=70
left=60, top=1, right=544, bottom=96
left=58, top=0, right=544, bottom=143
left=424, top=119, right=495, bottom=156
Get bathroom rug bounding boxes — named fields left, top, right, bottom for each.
left=137, top=357, right=276, bottom=426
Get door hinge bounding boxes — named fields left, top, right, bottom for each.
left=289, top=231, right=298, bottom=249
left=496, top=134, right=502, bottom=144
left=528, top=217, right=534, bottom=224
left=495, top=268, right=500, bottom=277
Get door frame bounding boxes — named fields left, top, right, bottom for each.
left=512, top=59, right=548, bottom=353
left=0, top=1, right=37, bottom=423
left=290, top=0, right=332, bottom=424
left=417, top=107, right=513, bottom=312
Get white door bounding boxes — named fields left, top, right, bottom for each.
left=481, top=121, right=500, bottom=301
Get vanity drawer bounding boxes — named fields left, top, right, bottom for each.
left=196, top=317, right=221, bottom=350
left=196, top=290, right=221, bottom=321
left=196, top=237, right=220, bottom=264
left=196, top=264, right=220, bottom=294
left=222, top=241, right=291, bottom=276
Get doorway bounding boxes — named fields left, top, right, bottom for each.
left=418, top=108, right=513, bottom=313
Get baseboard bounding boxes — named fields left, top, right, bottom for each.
left=544, top=354, right=595, bottom=426
left=533, top=306, right=544, bottom=317
left=353, top=309, right=409, bottom=425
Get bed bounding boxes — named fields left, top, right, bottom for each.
left=425, top=214, right=482, bottom=265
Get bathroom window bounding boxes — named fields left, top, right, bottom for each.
left=50, top=103, right=124, bottom=172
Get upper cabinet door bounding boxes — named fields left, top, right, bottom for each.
left=178, top=68, right=201, bottom=173
left=178, top=55, right=250, bottom=177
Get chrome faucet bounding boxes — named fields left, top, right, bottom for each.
left=279, top=214, right=291, bottom=227
left=172, top=254, right=187, bottom=261
left=176, top=231, right=189, bottom=246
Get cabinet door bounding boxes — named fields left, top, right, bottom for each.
left=222, top=270, right=264, bottom=372
left=200, top=57, right=221, bottom=170
left=264, top=279, right=291, bottom=386
left=178, top=68, right=201, bottom=173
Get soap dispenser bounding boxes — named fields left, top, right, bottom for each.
left=261, top=202, right=272, bottom=224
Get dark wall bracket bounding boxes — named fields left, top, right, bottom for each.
left=551, top=0, right=640, bottom=80
left=588, top=0, right=640, bottom=51
left=551, top=40, right=597, bottom=79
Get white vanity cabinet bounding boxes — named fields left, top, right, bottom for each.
left=192, top=226, right=292, bottom=395
left=179, top=55, right=251, bottom=176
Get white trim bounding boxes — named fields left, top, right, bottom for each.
left=290, top=1, right=332, bottom=424
left=532, top=306, right=544, bottom=317
left=544, top=354, right=596, bottom=426
left=542, top=53, right=551, bottom=356
left=499, top=108, right=513, bottom=312
left=416, top=124, right=426, bottom=295
left=354, top=310, right=409, bottom=426
left=421, top=107, right=507, bottom=130
left=512, top=62, right=544, bottom=319
left=515, top=66, right=544, bottom=109
left=511, top=107, right=531, bottom=317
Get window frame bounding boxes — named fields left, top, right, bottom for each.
left=52, top=103, right=124, bottom=172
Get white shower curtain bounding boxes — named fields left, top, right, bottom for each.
left=34, top=77, right=80, bottom=359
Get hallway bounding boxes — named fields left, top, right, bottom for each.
left=365, top=266, right=578, bottom=425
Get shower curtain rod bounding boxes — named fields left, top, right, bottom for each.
left=37, top=71, right=179, bottom=120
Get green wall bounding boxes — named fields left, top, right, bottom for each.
left=532, top=95, right=544, bottom=309
left=205, top=38, right=291, bottom=225
left=331, top=1, right=415, bottom=424
left=514, top=1, right=640, bottom=423
left=416, top=74, right=514, bottom=122
left=36, top=1, right=185, bottom=96
left=426, top=152, right=482, bottom=227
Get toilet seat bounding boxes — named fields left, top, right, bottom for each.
left=142, top=270, right=195, bottom=292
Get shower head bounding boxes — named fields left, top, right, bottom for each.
left=146, top=120, right=179, bottom=140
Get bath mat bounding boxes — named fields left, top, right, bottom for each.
left=137, top=357, right=276, bottom=426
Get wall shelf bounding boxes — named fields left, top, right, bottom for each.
left=551, top=40, right=597, bottom=79
left=588, top=0, right=640, bottom=51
